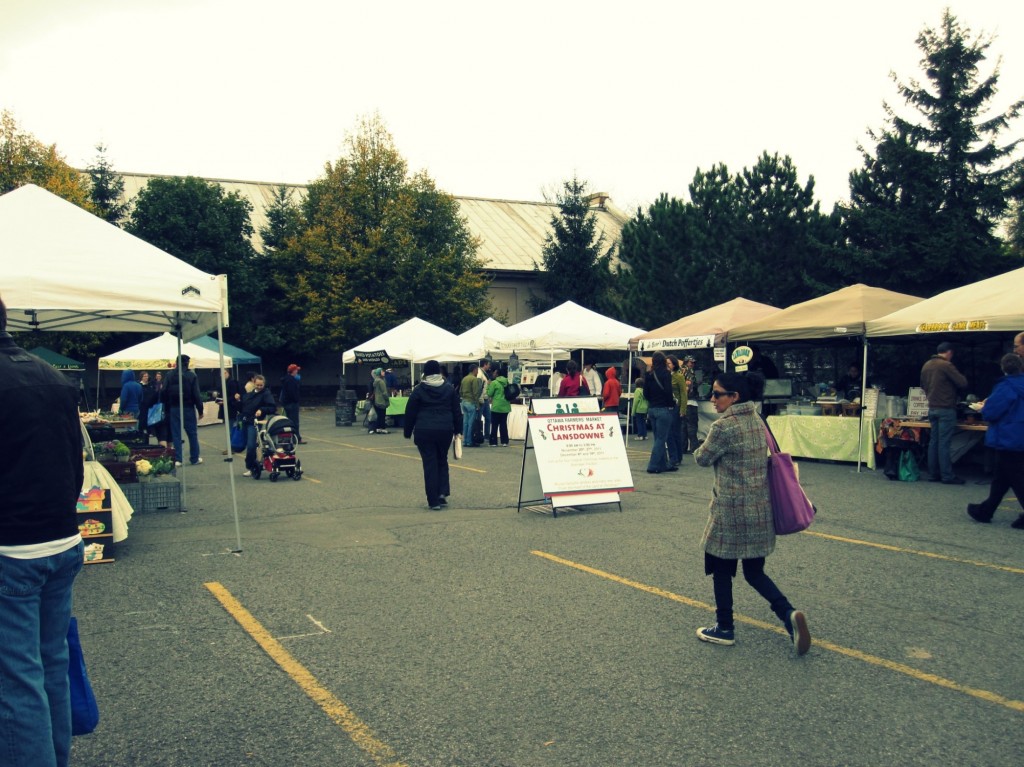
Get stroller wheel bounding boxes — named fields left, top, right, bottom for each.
left=292, top=471, right=302, bottom=481
left=269, top=472, right=280, bottom=483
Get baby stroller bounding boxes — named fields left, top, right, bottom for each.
left=251, top=415, right=303, bottom=482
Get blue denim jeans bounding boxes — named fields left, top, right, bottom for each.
left=667, top=409, right=683, bottom=465
left=0, top=540, right=84, bottom=767
left=461, top=400, right=478, bottom=445
left=647, top=406, right=673, bottom=471
left=246, top=422, right=259, bottom=471
left=170, top=406, right=200, bottom=464
left=927, top=407, right=957, bottom=481
left=633, top=413, right=648, bottom=438
left=479, top=400, right=492, bottom=439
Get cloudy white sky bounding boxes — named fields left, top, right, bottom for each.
left=3, top=1, right=1022, bottom=213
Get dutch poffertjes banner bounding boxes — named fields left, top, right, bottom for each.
left=528, top=411, right=634, bottom=497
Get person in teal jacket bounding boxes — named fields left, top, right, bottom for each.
left=486, top=364, right=513, bottom=446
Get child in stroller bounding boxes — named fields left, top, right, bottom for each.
left=250, top=414, right=303, bottom=481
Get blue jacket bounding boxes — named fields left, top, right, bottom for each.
left=119, top=370, right=144, bottom=415
left=982, top=373, right=1024, bottom=452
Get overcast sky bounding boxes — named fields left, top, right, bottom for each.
left=3, top=1, right=1022, bottom=213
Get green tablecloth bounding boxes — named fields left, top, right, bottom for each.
left=766, top=415, right=880, bottom=468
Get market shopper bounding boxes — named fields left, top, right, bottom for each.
left=632, top=372, right=649, bottom=440
left=602, top=365, right=621, bottom=414
left=1014, top=331, right=1024, bottom=358
left=404, top=360, right=462, bottom=509
left=279, top=364, right=306, bottom=443
left=162, top=354, right=205, bottom=466
left=693, top=371, right=811, bottom=655
left=119, top=369, right=143, bottom=417
left=682, top=355, right=700, bottom=452
left=237, top=374, right=277, bottom=477
left=920, top=341, right=968, bottom=484
left=558, top=359, right=590, bottom=397
left=643, top=352, right=677, bottom=474
left=459, top=363, right=482, bottom=447
left=0, top=295, right=86, bottom=767
left=668, top=355, right=685, bottom=466
left=583, top=362, right=603, bottom=407
left=139, top=371, right=157, bottom=440
left=967, top=353, right=1024, bottom=528
left=486, top=364, right=513, bottom=446
left=370, top=367, right=391, bottom=435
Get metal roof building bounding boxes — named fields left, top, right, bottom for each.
left=113, top=172, right=630, bottom=324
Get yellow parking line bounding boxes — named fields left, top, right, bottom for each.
left=802, top=531, right=1024, bottom=575
left=531, top=551, right=1024, bottom=714
left=205, top=582, right=408, bottom=767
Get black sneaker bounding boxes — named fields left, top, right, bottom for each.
left=438, top=496, right=448, bottom=506
left=1011, top=515, right=1024, bottom=530
left=788, top=610, right=811, bottom=656
left=696, top=624, right=735, bottom=646
left=942, top=476, right=966, bottom=485
left=967, top=504, right=992, bottom=523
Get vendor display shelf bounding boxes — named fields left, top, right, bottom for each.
left=98, top=459, right=137, bottom=484
left=142, top=477, right=181, bottom=512
left=78, top=488, right=114, bottom=564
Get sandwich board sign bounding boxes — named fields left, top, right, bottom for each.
left=517, top=396, right=634, bottom=516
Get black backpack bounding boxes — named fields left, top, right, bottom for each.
left=504, top=382, right=521, bottom=401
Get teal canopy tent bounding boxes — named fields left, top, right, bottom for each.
left=28, top=346, right=85, bottom=371
left=190, top=335, right=262, bottom=368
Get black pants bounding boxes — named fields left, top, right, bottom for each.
left=283, top=403, right=300, bottom=439
left=975, top=449, right=1024, bottom=519
left=414, top=429, right=453, bottom=506
left=489, top=412, right=509, bottom=445
left=706, top=553, right=793, bottom=631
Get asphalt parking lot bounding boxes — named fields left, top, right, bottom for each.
left=70, top=408, right=1023, bottom=767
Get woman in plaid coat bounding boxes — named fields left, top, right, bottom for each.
left=693, top=371, right=811, bottom=655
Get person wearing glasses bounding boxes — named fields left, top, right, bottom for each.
left=693, top=371, right=811, bottom=655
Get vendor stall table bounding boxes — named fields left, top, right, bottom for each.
left=766, top=414, right=881, bottom=468
left=878, top=419, right=986, bottom=468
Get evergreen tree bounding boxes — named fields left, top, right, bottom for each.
left=841, top=10, right=1024, bottom=295
left=529, top=175, right=615, bottom=314
left=273, top=114, right=489, bottom=352
left=86, top=143, right=129, bottom=225
left=259, top=184, right=302, bottom=254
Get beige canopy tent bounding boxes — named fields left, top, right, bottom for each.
left=866, top=265, right=1024, bottom=338
left=631, top=297, right=780, bottom=353
left=729, top=284, right=924, bottom=472
left=728, top=284, right=923, bottom=342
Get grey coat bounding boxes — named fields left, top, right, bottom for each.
left=693, top=400, right=775, bottom=560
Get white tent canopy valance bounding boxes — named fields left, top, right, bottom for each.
left=1, top=185, right=226, bottom=339
left=99, top=333, right=233, bottom=370
left=866, top=266, right=1024, bottom=338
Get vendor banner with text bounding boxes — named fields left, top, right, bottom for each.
left=529, top=412, right=634, bottom=497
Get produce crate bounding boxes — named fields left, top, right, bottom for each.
left=121, top=481, right=143, bottom=510
left=99, top=459, right=138, bottom=484
left=141, top=477, right=180, bottom=512
left=130, top=446, right=175, bottom=461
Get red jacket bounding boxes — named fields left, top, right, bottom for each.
left=602, top=367, right=621, bottom=408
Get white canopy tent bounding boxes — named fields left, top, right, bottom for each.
left=343, top=317, right=459, bottom=366
left=99, top=332, right=233, bottom=370
left=0, top=184, right=243, bottom=550
left=483, top=301, right=645, bottom=353
left=412, top=317, right=569, bottom=363
left=865, top=265, right=1024, bottom=338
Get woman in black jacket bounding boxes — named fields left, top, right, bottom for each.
left=643, top=351, right=677, bottom=474
left=404, top=360, right=461, bottom=510
left=236, top=374, right=277, bottom=476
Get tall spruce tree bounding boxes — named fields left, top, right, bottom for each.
left=529, top=175, right=615, bottom=314
left=86, top=144, right=129, bottom=225
left=842, top=10, right=1024, bottom=295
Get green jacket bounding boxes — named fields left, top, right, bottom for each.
left=486, top=377, right=512, bottom=414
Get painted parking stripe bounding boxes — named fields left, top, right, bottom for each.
left=802, top=531, right=1024, bottom=575
left=205, top=582, right=408, bottom=767
left=531, top=551, right=1024, bottom=714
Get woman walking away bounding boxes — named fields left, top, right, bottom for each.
left=693, top=371, right=811, bottom=655
left=404, top=360, right=461, bottom=510
left=642, top=352, right=676, bottom=473
left=370, top=367, right=391, bottom=434
left=967, top=353, right=1024, bottom=528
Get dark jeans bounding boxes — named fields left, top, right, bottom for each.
left=283, top=403, right=300, bottom=439
left=633, top=412, right=648, bottom=438
left=489, top=411, right=509, bottom=446
left=646, top=406, right=673, bottom=471
left=373, top=404, right=387, bottom=431
left=706, top=554, right=793, bottom=631
left=667, top=409, right=683, bottom=465
left=245, top=423, right=259, bottom=470
left=414, top=429, right=453, bottom=506
left=170, top=406, right=200, bottom=464
left=974, top=449, right=1024, bottom=519
left=685, top=404, right=699, bottom=451
left=927, top=407, right=957, bottom=481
